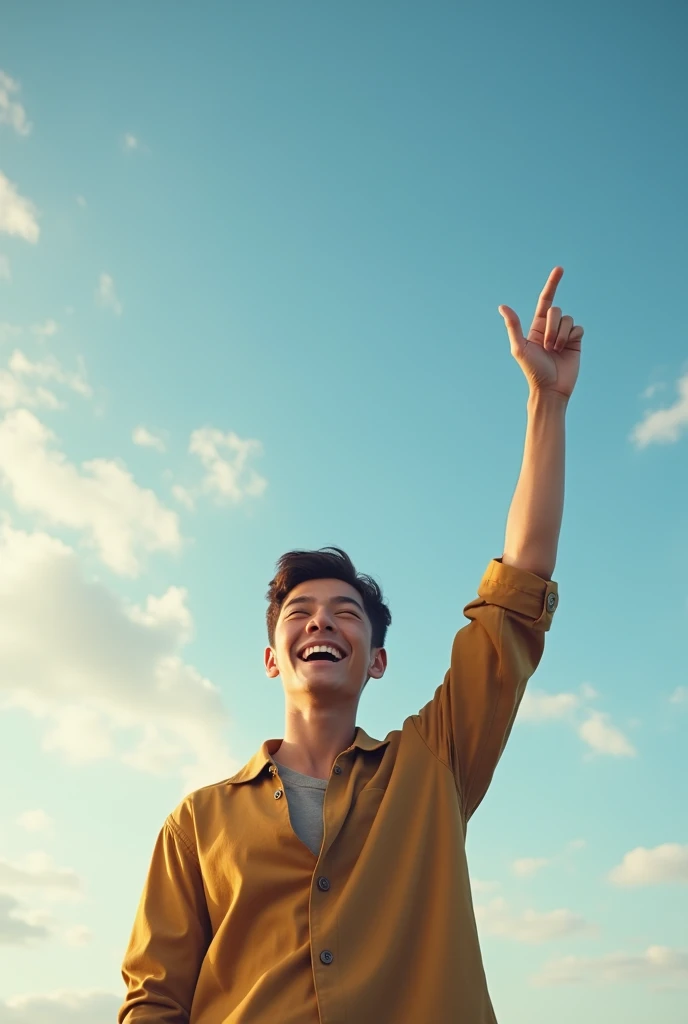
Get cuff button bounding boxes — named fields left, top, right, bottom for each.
left=546, top=592, right=557, bottom=612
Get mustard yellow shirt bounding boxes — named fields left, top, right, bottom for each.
left=119, top=558, right=558, bottom=1024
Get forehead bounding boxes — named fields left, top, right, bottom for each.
left=281, top=577, right=364, bottom=610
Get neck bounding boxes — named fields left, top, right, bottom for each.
left=274, top=704, right=358, bottom=779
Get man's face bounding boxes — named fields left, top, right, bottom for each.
left=264, top=578, right=386, bottom=700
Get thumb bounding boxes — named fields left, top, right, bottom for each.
left=498, top=304, right=525, bottom=357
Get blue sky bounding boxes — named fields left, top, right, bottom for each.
left=1, top=2, right=687, bottom=1022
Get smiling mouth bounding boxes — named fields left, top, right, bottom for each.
left=299, top=651, right=347, bottom=664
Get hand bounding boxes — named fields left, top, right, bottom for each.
left=498, top=266, right=584, bottom=399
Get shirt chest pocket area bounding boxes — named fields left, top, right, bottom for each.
left=348, top=787, right=386, bottom=845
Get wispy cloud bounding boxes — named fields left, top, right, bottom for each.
left=577, top=711, right=636, bottom=758
left=512, top=857, right=550, bottom=878
left=8, top=350, right=91, bottom=399
left=0, top=172, right=39, bottom=243
left=471, top=879, right=500, bottom=894
left=0, top=852, right=82, bottom=901
left=669, top=686, right=687, bottom=705
left=475, top=897, right=593, bottom=944
left=511, top=839, right=586, bottom=879
left=76, top=195, right=86, bottom=208
left=123, top=133, right=139, bottom=151
left=0, top=990, right=122, bottom=1021
left=172, top=484, right=195, bottom=511
left=519, top=685, right=635, bottom=759
left=519, top=690, right=580, bottom=721
left=132, top=426, right=166, bottom=453
left=95, top=273, right=122, bottom=315
left=0, top=892, right=48, bottom=946
left=31, top=318, right=58, bottom=338
left=533, top=945, right=688, bottom=987
left=63, top=924, right=92, bottom=947
left=0, top=70, right=32, bottom=136
left=0, top=410, right=182, bottom=576
left=630, top=373, right=688, bottom=448
left=17, top=809, right=54, bottom=834
left=609, top=844, right=688, bottom=886
left=189, top=426, right=267, bottom=505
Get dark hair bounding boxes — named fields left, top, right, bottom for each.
left=266, top=546, right=391, bottom=651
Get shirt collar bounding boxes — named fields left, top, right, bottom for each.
left=225, top=726, right=389, bottom=785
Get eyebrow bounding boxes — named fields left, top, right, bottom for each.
left=282, top=595, right=365, bottom=614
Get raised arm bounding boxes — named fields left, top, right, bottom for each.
left=413, top=268, right=583, bottom=819
left=498, top=266, right=584, bottom=579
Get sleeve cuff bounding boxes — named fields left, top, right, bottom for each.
left=477, top=557, right=559, bottom=630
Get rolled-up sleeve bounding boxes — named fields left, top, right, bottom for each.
left=118, top=805, right=212, bottom=1023
left=412, top=558, right=559, bottom=821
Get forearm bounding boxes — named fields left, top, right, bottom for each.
left=501, top=389, right=567, bottom=581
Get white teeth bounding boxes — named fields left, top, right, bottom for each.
left=301, top=645, right=344, bottom=661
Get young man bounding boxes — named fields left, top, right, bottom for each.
left=118, top=266, right=583, bottom=1024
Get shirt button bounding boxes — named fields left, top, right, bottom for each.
left=274, top=789, right=283, bottom=799
left=320, top=950, right=334, bottom=965
left=269, top=765, right=278, bottom=776
left=333, top=765, right=342, bottom=775
left=317, top=876, right=331, bottom=891
left=546, top=592, right=557, bottom=612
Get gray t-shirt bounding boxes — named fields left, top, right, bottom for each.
left=272, top=761, right=327, bottom=857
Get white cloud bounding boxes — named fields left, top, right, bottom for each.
left=0, top=893, right=48, bottom=946
left=0, top=254, right=10, bottom=281
left=0, top=71, right=32, bottom=137
left=8, top=350, right=91, bottom=399
left=124, top=133, right=139, bottom=150
left=0, top=990, right=122, bottom=1023
left=642, top=382, right=665, bottom=399
left=0, top=852, right=82, bottom=901
left=0, top=324, right=23, bottom=345
left=519, top=690, right=579, bottom=721
left=76, top=195, right=86, bottom=208
left=471, top=879, right=500, bottom=894
left=17, top=809, right=54, bottom=834
left=512, top=857, right=550, bottom=878
left=0, top=521, right=234, bottom=791
left=0, top=410, right=182, bottom=576
left=609, top=844, right=688, bottom=886
left=0, top=370, right=63, bottom=411
left=669, top=686, right=687, bottom=705
left=172, top=484, right=195, bottom=510
left=568, top=838, right=587, bottom=852
left=577, top=711, right=636, bottom=757
left=0, top=172, right=39, bottom=243
left=533, top=945, right=688, bottom=988
left=475, top=897, right=592, bottom=944
left=63, top=924, right=92, bottom=946
left=132, top=426, right=166, bottom=452
left=31, top=319, right=58, bottom=338
left=95, top=273, right=122, bottom=315
left=631, top=374, right=688, bottom=448
left=189, top=426, right=267, bottom=505
left=519, top=687, right=633, bottom=759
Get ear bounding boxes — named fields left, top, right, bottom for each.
left=265, top=646, right=280, bottom=679
left=368, top=647, right=387, bottom=680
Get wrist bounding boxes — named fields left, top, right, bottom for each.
left=527, top=387, right=570, bottom=413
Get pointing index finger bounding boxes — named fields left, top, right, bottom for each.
left=534, top=266, right=564, bottom=319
